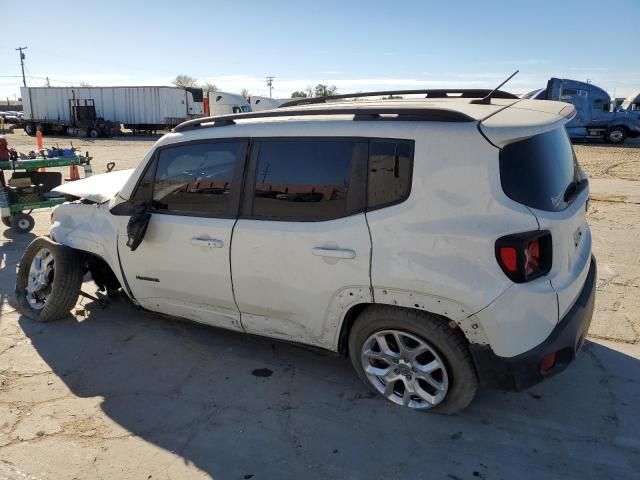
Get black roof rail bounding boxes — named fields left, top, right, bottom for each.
left=173, top=106, right=475, bottom=132
left=279, top=89, right=519, bottom=108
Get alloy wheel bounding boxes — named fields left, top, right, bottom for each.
left=361, top=329, right=449, bottom=409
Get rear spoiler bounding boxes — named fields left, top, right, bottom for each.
left=479, top=100, right=576, bottom=148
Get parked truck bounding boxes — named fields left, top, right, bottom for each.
left=249, top=96, right=286, bottom=111
left=544, top=78, right=640, bottom=144
left=205, top=91, right=251, bottom=116
left=620, top=91, right=640, bottom=115
left=21, top=86, right=205, bottom=137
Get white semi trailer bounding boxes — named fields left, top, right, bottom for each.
left=21, top=86, right=205, bottom=137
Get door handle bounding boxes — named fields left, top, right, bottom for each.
left=312, top=247, right=356, bottom=259
left=191, top=237, right=224, bottom=248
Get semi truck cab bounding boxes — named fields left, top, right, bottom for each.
left=545, top=78, right=640, bottom=144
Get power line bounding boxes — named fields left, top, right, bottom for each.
left=0, top=75, right=76, bottom=85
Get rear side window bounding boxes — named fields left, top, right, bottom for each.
left=367, top=140, right=413, bottom=210
left=150, top=141, right=246, bottom=216
left=251, top=140, right=360, bottom=221
left=500, top=128, right=581, bottom=212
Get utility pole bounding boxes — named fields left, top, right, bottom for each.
left=266, top=76, right=274, bottom=98
left=15, top=46, right=27, bottom=87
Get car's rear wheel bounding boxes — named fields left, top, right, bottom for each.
left=1, top=216, right=11, bottom=227
left=349, top=306, right=478, bottom=414
left=16, top=237, right=84, bottom=322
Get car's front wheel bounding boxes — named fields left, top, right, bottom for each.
left=349, top=306, right=478, bottom=414
left=16, top=237, right=84, bottom=322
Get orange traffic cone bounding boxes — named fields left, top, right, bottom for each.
left=68, top=165, right=80, bottom=180
left=36, top=130, right=47, bottom=172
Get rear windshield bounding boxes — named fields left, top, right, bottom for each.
left=499, top=128, right=582, bottom=212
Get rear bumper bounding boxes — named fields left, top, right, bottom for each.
left=470, top=255, right=597, bottom=391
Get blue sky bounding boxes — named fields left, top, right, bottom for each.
left=1, top=0, right=639, bottom=100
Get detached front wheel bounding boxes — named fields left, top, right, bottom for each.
left=16, top=237, right=84, bottom=322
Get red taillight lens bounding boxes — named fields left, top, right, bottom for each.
left=495, top=231, right=552, bottom=283
left=498, top=247, right=517, bottom=273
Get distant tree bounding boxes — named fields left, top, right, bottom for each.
left=240, top=88, right=250, bottom=99
left=291, top=90, right=308, bottom=98
left=172, top=75, right=199, bottom=88
left=314, top=84, right=337, bottom=97
left=79, top=81, right=92, bottom=87
left=202, top=82, right=218, bottom=94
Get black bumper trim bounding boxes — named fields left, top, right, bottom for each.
left=470, top=256, right=597, bottom=391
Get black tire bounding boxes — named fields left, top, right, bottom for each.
left=348, top=306, right=478, bottom=414
left=10, top=213, right=35, bottom=233
left=24, top=123, right=36, bottom=136
left=89, top=128, right=99, bottom=138
left=606, top=127, right=626, bottom=144
left=16, top=236, right=84, bottom=322
left=1, top=216, right=11, bottom=227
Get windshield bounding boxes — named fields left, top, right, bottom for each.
left=500, top=128, right=583, bottom=212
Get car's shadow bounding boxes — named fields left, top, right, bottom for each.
left=15, top=298, right=640, bottom=479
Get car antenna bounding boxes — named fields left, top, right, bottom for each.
left=470, top=70, right=519, bottom=105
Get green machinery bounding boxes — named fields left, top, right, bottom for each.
left=1, top=154, right=92, bottom=233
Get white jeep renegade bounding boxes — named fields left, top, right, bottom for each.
left=15, top=89, right=596, bottom=414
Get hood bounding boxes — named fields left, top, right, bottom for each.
left=52, top=169, right=135, bottom=203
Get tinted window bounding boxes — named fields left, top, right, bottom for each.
left=368, top=140, right=413, bottom=210
left=500, top=128, right=581, bottom=212
left=252, top=140, right=356, bottom=220
left=151, top=142, right=244, bottom=216
left=130, top=159, right=157, bottom=206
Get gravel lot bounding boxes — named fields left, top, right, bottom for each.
left=1, top=132, right=639, bottom=479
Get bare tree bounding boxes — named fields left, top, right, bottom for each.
left=240, top=88, right=250, bottom=100
left=202, top=82, right=218, bottom=94
left=314, top=84, right=337, bottom=97
left=78, top=81, right=93, bottom=87
left=172, top=75, right=199, bottom=88
left=291, top=90, right=308, bottom=98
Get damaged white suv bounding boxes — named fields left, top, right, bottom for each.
left=16, top=89, right=596, bottom=414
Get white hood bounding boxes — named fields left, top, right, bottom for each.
left=52, top=169, right=135, bottom=203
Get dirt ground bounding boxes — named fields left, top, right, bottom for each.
left=1, top=131, right=639, bottom=479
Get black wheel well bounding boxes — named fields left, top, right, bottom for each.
left=86, top=253, right=121, bottom=293
left=337, top=303, right=467, bottom=356
left=609, top=125, right=628, bottom=133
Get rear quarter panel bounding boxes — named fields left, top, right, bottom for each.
left=366, top=123, right=543, bottom=346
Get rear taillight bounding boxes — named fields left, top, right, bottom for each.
left=495, top=230, right=552, bottom=283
